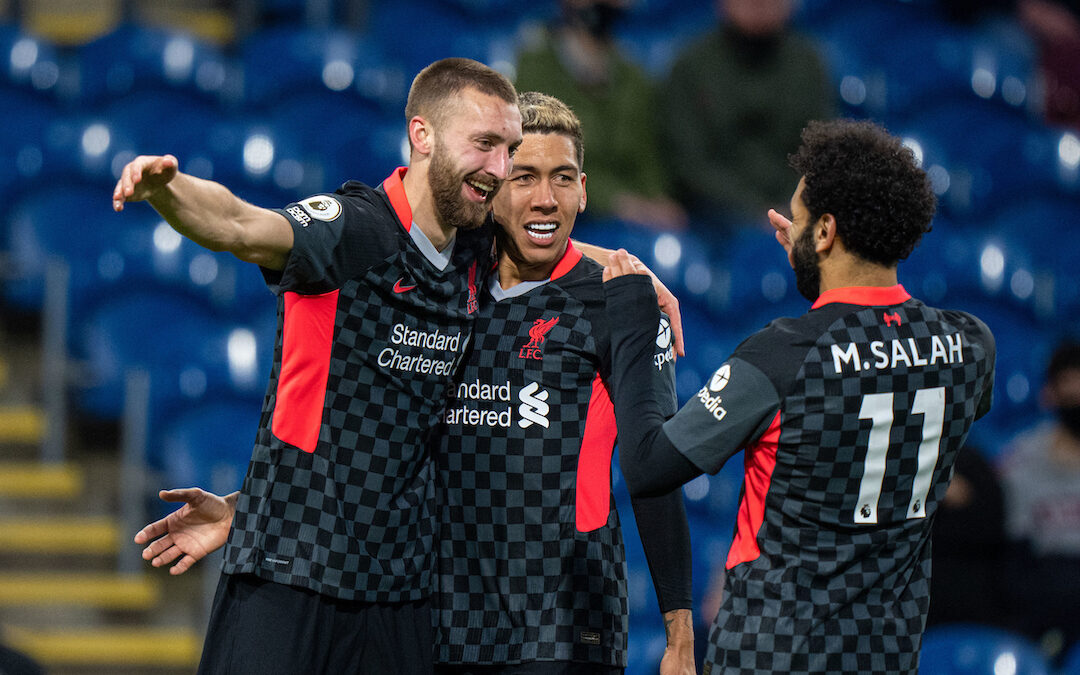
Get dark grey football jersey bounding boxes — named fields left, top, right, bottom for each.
left=432, top=246, right=678, bottom=667
left=662, top=285, right=995, bottom=674
left=223, top=168, right=492, bottom=603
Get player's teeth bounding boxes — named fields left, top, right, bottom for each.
left=467, top=180, right=492, bottom=193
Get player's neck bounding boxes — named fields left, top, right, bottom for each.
left=401, top=166, right=456, bottom=252
left=496, top=252, right=559, bottom=289
left=819, top=255, right=898, bottom=294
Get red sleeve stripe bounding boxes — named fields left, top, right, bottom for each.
left=271, top=290, right=338, bottom=453
left=575, top=373, right=618, bottom=532
left=725, top=409, right=781, bottom=570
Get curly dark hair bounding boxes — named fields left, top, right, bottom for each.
left=789, top=119, right=936, bottom=266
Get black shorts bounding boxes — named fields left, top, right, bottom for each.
left=434, top=663, right=623, bottom=675
left=197, top=572, right=433, bottom=675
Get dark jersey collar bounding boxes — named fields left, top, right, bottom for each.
left=382, top=166, right=412, bottom=232
left=811, top=284, right=911, bottom=309
left=549, top=241, right=583, bottom=281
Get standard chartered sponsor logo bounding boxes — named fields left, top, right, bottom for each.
left=377, top=323, right=463, bottom=376
left=443, top=379, right=551, bottom=428
left=517, top=381, right=550, bottom=428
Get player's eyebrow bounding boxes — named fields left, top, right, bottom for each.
left=512, top=163, right=578, bottom=175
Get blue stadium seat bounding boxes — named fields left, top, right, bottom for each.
left=239, top=26, right=407, bottom=115
left=717, top=228, right=809, bottom=333
left=0, top=89, right=59, bottom=203
left=3, top=183, right=262, bottom=326
left=267, top=91, right=406, bottom=187
left=0, top=25, right=64, bottom=99
left=1061, top=640, right=1080, bottom=675
left=101, top=90, right=229, bottom=164
left=154, top=396, right=262, bottom=495
left=900, top=100, right=1049, bottom=220
left=919, top=624, right=1051, bottom=675
left=192, top=117, right=320, bottom=198
left=74, top=23, right=237, bottom=106
left=38, top=114, right=140, bottom=185
left=365, top=0, right=518, bottom=78
left=4, top=184, right=133, bottom=314
left=73, top=290, right=228, bottom=420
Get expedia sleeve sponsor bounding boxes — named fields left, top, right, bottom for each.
left=663, top=358, right=780, bottom=474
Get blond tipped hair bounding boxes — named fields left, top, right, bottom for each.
left=517, top=91, right=584, bottom=170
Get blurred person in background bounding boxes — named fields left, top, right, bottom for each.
left=940, top=0, right=1080, bottom=131
left=514, top=0, right=687, bottom=231
left=659, top=0, right=833, bottom=231
left=925, top=445, right=1010, bottom=629
left=998, top=340, right=1080, bottom=658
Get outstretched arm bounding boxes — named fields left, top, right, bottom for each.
left=133, top=488, right=238, bottom=575
left=113, top=154, right=293, bottom=270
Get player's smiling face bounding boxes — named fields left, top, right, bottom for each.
left=492, top=131, right=586, bottom=282
left=427, top=87, right=522, bottom=231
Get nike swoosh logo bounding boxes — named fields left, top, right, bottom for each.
left=393, top=279, right=417, bottom=293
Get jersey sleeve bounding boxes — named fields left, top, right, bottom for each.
left=263, top=186, right=395, bottom=294
left=604, top=275, right=702, bottom=496
left=630, top=489, right=692, bottom=613
left=662, top=355, right=780, bottom=474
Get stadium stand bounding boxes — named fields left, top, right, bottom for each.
left=919, top=623, right=1053, bottom=675
left=1, top=0, right=1079, bottom=672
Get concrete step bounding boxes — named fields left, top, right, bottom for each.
left=0, top=515, right=120, bottom=554
left=0, top=461, right=82, bottom=499
left=0, top=573, right=161, bottom=610
left=0, top=405, right=45, bottom=445
left=3, top=624, right=201, bottom=669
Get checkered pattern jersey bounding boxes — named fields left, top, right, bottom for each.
left=222, top=169, right=492, bottom=603
left=664, top=287, right=995, bottom=675
left=432, top=249, right=675, bottom=666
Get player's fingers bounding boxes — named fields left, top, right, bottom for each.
left=134, top=518, right=170, bottom=545
left=150, top=544, right=184, bottom=568
left=768, top=209, right=792, bottom=241
left=170, top=554, right=198, bottom=575
left=140, top=534, right=175, bottom=560
left=667, top=296, right=686, bottom=358
left=159, top=487, right=205, bottom=504
left=610, top=249, right=636, bottom=277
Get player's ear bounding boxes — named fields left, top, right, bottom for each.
left=578, top=172, right=587, bottom=214
left=409, top=116, right=434, bottom=157
left=815, top=213, right=837, bottom=253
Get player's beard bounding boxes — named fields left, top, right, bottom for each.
left=428, top=139, right=492, bottom=232
left=791, top=223, right=822, bottom=302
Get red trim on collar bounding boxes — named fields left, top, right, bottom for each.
left=549, top=241, right=583, bottom=281
left=382, top=167, right=412, bottom=232
left=811, top=284, right=911, bottom=309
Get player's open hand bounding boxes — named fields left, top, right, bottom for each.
left=133, top=487, right=236, bottom=575
left=113, top=154, right=179, bottom=212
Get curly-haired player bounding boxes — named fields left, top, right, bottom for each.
left=603, top=118, right=996, bottom=674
